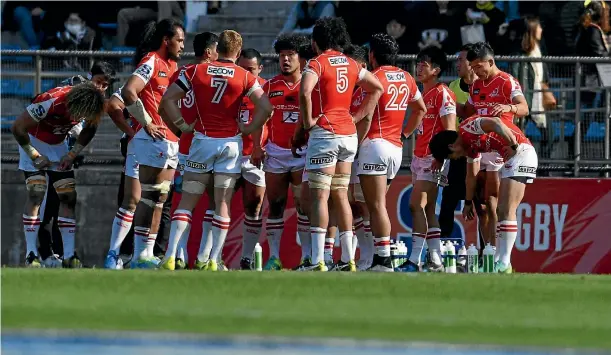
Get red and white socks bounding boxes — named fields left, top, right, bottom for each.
left=109, top=208, right=134, bottom=254
left=374, top=236, right=391, bottom=257
left=498, top=221, right=518, bottom=265
left=426, top=227, right=442, bottom=265
left=339, top=230, right=354, bottom=263
left=266, top=218, right=283, bottom=259
left=409, top=232, right=426, bottom=265
left=23, top=214, right=41, bottom=256
left=297, top=214, right=311, bottom=260
left=165, top=210, right=192, bottom=260
left=209, top=215, right=230, bottom=262
left=58, top=217, right=76, bottom=259
left=134, top=226, right=150, bottom=260
left=310, top=227, right=326, bottom=265
left=197, top=210, right=214, bottom=262
left=242, top=215, right=262, bottom=259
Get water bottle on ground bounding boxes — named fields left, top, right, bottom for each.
left=483, top=243, right=495, bottom=273
left=467, top=244, right=479, bottom=273
left=253, top=243, right=263, bottom=271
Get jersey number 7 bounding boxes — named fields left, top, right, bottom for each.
left=211, top=77, right=228, bottom=104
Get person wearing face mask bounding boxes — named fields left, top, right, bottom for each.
left=42, top=13, right=97, bottom=51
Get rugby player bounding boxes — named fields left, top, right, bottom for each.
left=12, top=81, right=106, bottom=267
left=429, top=115, right=538, bottom=273
left=344, top=43, right=373, bottom=270
left=260, top=35, right=308, bottom=270
left=120, top=19, right=184, bottom=268
left=300, top=18, right=383, bottom=271
left=461, top=42, right=528, bottom=261
left=37, top=63, right=115, bottom=268
left=400, top=45, right=456, bottom=272
left=358, top=35, right=426, bottom=272
left=159, top=30, right=272, bottom=271
left=156, top=32, right=219, bottom=270
left=236, top=48, right=268, bottom=270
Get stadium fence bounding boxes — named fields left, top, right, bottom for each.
left=1, top=50, right=609, bottom=176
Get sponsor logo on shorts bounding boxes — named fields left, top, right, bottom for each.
left=494, top=158, right=504, bottom=165
left=363, top=163, right=385, bottom=172
left=207, top=66, right=235, bottom=77
left=310, top=157, right=334, bottom=165
left=186, top=160, right=207, bottom=170
left=269, top=91, right=284, bottom=98
left=518, top=166, right=537, bottom=174
left=158, top=71, right=167, bottom=78
left=328, top=56, right=348, bottom=66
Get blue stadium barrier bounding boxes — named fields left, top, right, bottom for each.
left=525, top=120, right=541, bottom=141
left=1, top=116, right=17, bottom=130
left=0, top=44, right=32, bottom=63
left=585, top=122, right=606, bottom=140
left=1, top=78, right=56, bottom=97
left=111, top=47, right=135, bottom=64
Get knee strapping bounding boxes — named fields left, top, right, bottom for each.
left=308, top=171, right=333, bottom=190
left=214, top=174, right=237, bottom=188
left=331, top=174, right=351, bottom=190
left=353, top=183, right=365, bottom=202
left=25, top=175, right=47, bottom=194
left=141, top=180, right=171, bottom=194
left=53, top=178, right=76, bottom=194
left=182, top=180, right=206, bottom=194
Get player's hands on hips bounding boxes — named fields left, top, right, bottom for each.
left=144, top=124, right=165, bottom=141
left=33, top=155, right=52, bottom=170
left=251, top=145, right=265, bottom=169
left=502, top=145, right=517, bottom=160
left=58, top=154, right=74, bottom=171
left=462, top=203, right=475, bottom=221
left=489, top=104, right=510, bottom=117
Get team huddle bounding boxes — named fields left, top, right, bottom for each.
left=12, top=17, right=538, bottom=273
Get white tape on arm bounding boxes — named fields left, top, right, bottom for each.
left=125, top=99, right=153, bottom=127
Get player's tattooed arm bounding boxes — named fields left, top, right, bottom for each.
left=401, top=97, right=427, bottom=137
left=299, top=71, right=317, bottom=129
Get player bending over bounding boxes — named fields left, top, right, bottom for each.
left=429, top=115, right=537, bottom=273
left=160, top=30, right=272, bottom=271
left=12, top=82, right=106, bottom=267
left=300, top=17, right=383, bottom=271
left=460, top=42, right=528, bottom=257
left=400, top=46, right=455, bottom=272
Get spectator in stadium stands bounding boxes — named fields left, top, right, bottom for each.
left=574, top=0, right=609, bottom=163
left=385, top=15, right=420, bottom=55
left=464, top=1, right=506, bottom=49
left=336, top=1, right=385, bottom=46
left=510, top=16, right=555, bottom=161
left=117, top=1, right=185, bottom=47
left=279, top=1, right=335, bottom=36
left=41, top=12, right=98, bottom=53
left=1, top=2, right=46, bottom=47
left=410, top=0, right=466, bottom=54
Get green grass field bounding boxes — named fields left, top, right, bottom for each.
left=2, top=269, right=610, bottom=350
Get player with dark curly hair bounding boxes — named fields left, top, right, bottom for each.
left=299, top=18, right=383, bottom=271
left=255, top=34, right=310, bottom=270
left=356, top=34, right=426, bottom=272
left=12, top=82, right=105, bottom=268
left=428, top=114, right=538, bottom=274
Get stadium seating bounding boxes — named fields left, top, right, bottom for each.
left=1, top=78, right=56, bottom=97
left=585, top=122, right=606, bottom=141
left=111, top=46, right=136, bottom=64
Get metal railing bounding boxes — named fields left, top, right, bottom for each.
left=1, top=50, right=610, bottom=176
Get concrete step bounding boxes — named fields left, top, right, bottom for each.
left=218, top=1, right=294, bottom=17
left=198, top=15, right=287, bottom=34
left=240, top=32, right=279, bottom=52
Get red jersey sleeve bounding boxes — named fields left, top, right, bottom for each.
left=132, top=55, right=156, bottom=85
left=244, top=72, right=262, bottom=98
left=176, top=64, right=197, bottom=92
left=303, top=59, right=322, bottom=77
left=437, top=86, right=457, bottom=118
left=502, top=74, right=524, bottom=101
left=407, top=75, right=422, bottom=103
left=26, top=92, right=60, bottom=122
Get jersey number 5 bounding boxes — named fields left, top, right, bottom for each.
left=211, top=77, right=228, bottom=104
left=336, top=68, right=348, bottom=93
left=385, top=83, right=410, bottom=111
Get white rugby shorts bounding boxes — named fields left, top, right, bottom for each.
left=306, top=127, right=357, bottom=170
left=18, top=134, right=69, bottom=172
left=410, top=155, right=449, bottom=187
left=131, top=130, right=178, bottom=171
left=263, top=142, right=305, bottom=174
left=185, top=133, right=242, bottom=174
left=501, top=144, right=538, bottom=183
left=356, top=138, right=403, bottom=180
